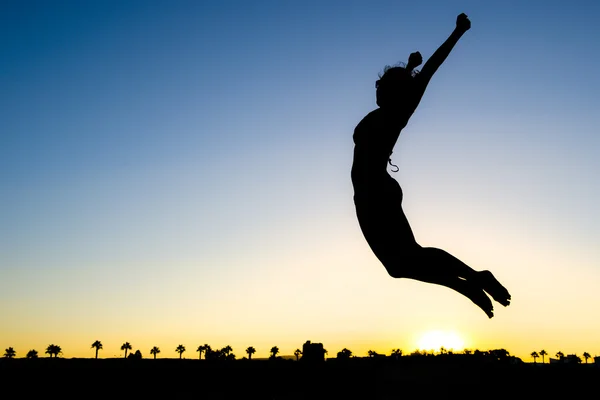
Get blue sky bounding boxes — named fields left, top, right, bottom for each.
left=2, top=0, right=600, bottom=359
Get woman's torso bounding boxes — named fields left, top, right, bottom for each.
left=351, top=108, right=409, bottom=193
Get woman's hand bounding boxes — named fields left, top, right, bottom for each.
left=456, top=13, right=471, bottom=33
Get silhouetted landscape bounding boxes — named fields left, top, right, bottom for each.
left=2, top=342, right=598, bottom=398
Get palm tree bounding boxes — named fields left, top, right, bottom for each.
left=539, top=349, right=547, bottom=364
left=204, top=345, right=213, bottom=360
left=26, top=349, right=38, bottom=359
left=246, top=346, right=256, bottom=360
left=391, top=349, right=403, bottom=360
left=196, top=345, right=206, bottom=360
left=555, top=351, right=564, bottom=360
left=220, top=345, right=235, bottom=360
left=45, top=344, right=62, bottom=358
left=121, top=342, right=132, bottom=359
left=3, top=347, right=16, bottom=358
left=531, top=351, right=539, bottom=363
left=368, top=350, right=378, bottom=358
left=294, top=349, right=302, bottom=361
left=91, top=340, right=103, bottom=359
left=583, top=352, right=591, bottom=364
left=150, top=346, right=160, bottom=359
left=270, top=346, right=279, bottom=359
left=176, top=344, right=186, bottom=359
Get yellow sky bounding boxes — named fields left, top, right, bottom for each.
left=4, top=224, right=599, bottom=361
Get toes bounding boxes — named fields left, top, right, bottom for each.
left=471, top=290, right=494, bottom=318
left=477, top=271, right=511, bottom=306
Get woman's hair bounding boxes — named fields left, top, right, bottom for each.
left=375, top=62, right=419, bottom=107
left=378, top=62, right=419, bottom=79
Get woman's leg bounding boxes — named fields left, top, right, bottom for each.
left=416, top=272, right=495, bottom=318
left=370, top=192, right=511, bottom=308
left=415, top=247, right=511, bottom=307
left=355, top=182, right=510, bottom=316
left=356, top=205, right=510, bottom=316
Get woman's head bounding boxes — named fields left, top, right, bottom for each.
left=376, top=63, right=418, bottom=108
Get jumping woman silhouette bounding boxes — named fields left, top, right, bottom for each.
left=352, top=13, right=511, bottom=318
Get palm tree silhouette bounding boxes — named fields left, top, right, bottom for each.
left=368, top=350, right=378, bottom=358
left=220, top=345, right=235, bottom=360
left=91, top=340, right=103, bottom=359
left=539, top=349, right=547, bottom=364
left=583, top=352, right=591, bottom=364
left=204, top=345, right=213, bottom=360
left=463, top=349, right=472, bottom=355
left=555, top=351, right=564, bottom=360
left=45, top=344, right=62, bottom=358
left=150, top=346, right=160, bottom=359
left=270, top=346, right=279, bottom=359
left=294, top=349, right=302, bottom=361
left=531, top=351, right=539, bottom=363
left=176, top=344, right=186, bottom=359
left=246, top=346, right=256, bottom=360
left=196, top=345, right=206, bottom=360
left=121, top=342, right=132, bottom=359
left=3, top=347, right=16, bottom=358
left=26, top=349, right=38, bottom=359
left=391, top=349, right=403, bottom=360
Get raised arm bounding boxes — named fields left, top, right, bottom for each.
left=409, top=13, right=471, bottom=109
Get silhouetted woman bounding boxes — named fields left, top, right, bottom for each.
left=352, top=13, right=510, bottom=318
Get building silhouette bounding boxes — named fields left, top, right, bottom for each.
left=301, top=341, right=325, bottom=362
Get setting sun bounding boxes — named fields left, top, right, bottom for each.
left=416, top=331, right=465, bottom=352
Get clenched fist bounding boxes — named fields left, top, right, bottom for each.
left=456, top=13, right=471, bottom=32
left=407, top=51, right=423, bottom=71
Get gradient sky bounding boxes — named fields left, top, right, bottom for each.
left=2, top=0, right=599, bottom=361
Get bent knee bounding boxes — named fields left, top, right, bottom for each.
left=383, top=260, right=415, bottom=279
left=381, top=247, right=423, bottom=279
left=386, top=267, right=406, bottom=279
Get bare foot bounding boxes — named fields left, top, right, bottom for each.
left=467, top=286, right=494, bottom=319
left=477, top=270, right=511, bottom=307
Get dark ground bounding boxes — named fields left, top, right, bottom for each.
left=2, top=356, right=598, bottom=398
